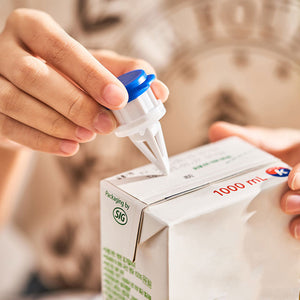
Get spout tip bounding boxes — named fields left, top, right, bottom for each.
left=158, top=160, right=170, bottom=176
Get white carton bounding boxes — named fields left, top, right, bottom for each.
left=100, top=137, right=300, bottom=300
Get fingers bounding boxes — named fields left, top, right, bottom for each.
left=280, top=164, right=300, bottom=240
left=211, top=122, right=300, bottom=240
left=209, top=121, right=276, bottom=154
left=90, top=49, right=157, bottom=76
left=0, top=8, right=169, bottom=157
left=0, top=114, right=79, bottom=156
left=281, top=190, right=300, bottom=215
left=91, top=49, right=169, bottom=102
left=0, top=46, right=117, bottom=134
left=209, top=121, right=267, bottom=147
left=6, top=9, right=128, bottom=109
left=209, top=121, right=300, bottom=166
left=209, top=122, right=300, bottom=150
left=288, top=163, right=300, bottom=191
left=150, top=80, right=169, bottom=103
left=0, top=76, right=96, bottom=142
left=289, top=217, right=300, bottom=240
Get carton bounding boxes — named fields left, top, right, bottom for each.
left=100, top=137, right=300, bottom=300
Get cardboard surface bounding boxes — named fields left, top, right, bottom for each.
left=100, top=137, right=298, bottom=300
left=106, top=137, right=277, bottom=203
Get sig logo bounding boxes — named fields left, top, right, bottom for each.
left=113, top=207, right=128, bottom=225
left=266, top=167, right=290, bottom=177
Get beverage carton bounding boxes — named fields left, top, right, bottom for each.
left=100, top=137, right=299, bottom=300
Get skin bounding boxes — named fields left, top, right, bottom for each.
left=209, top=121, right=300, bottom=240
left=1, top=8, right=297, bottom=242
left=0, top=8, right=169, bottom=155
left=0, top=8, right=169, bottom=224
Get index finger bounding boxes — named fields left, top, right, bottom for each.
left=90, top=50, right=170, bottom=103
left=9, top=9, right=128, bottom=109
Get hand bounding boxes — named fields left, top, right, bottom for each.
left=209, top=121, right=300, bottom=239
left=0, top=9, right=168, bottom=156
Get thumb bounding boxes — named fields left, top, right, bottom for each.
left=288, top=163, right=300, bottom=190
left=209, top=122, right=300, bottom=166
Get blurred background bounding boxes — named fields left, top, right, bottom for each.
left=0, top=0, right=299, bottom=299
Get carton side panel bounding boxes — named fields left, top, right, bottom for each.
left=100, top=180, right=146, bottom=299
left=169, top=198, right=259, bottom=300
left=101, top=223, right=169, bottom=300
left=169, top=182, right=300, bottom=300
left=135, top=227, right=169, bottom=300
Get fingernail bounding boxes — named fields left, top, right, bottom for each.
left=285, top=193, right=300, bottom=213
left=94, top=112, right=116, bottom=134
left=102, top=83, right=128, bottom=108
left=291, top=172, right=300, bottom=190
left=75, top=127, right=96, bottom=141
left=60, top=141, right=79, bottom=155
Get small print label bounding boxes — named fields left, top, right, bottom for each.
left=113, top=207, right=128, bottom=225
left=102, top=247, right=152, bottom=299
left=266, top=167, right=290, bottom=177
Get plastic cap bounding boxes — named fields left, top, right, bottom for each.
left=118, top=69, right=155, bottom=102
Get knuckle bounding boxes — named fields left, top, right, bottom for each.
left=0, top=114, right=12, bottom=137
left=11, top=57, right=46, bottom=86
left=32, top=132, right=60, bottom=154
left=49, top=116, right=65, bottom=136
left=8, top=9, right=51, bottom=28
left=44, top=34, right=69, bottom=64
left=8, top=9, right=54, bottom=48
left=82, top=64, right=100, bottom=86
left=32, top=131, right=44, bottom=150
left=5, top=9, right=26, bottom=32
left=66, top=92, right=85, bottom=122
left=7, top=9, right=27, bottom=24
left=0, top=82, right=18, bottom=114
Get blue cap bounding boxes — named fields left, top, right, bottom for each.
left=118, top=69, right=156, bottom=102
